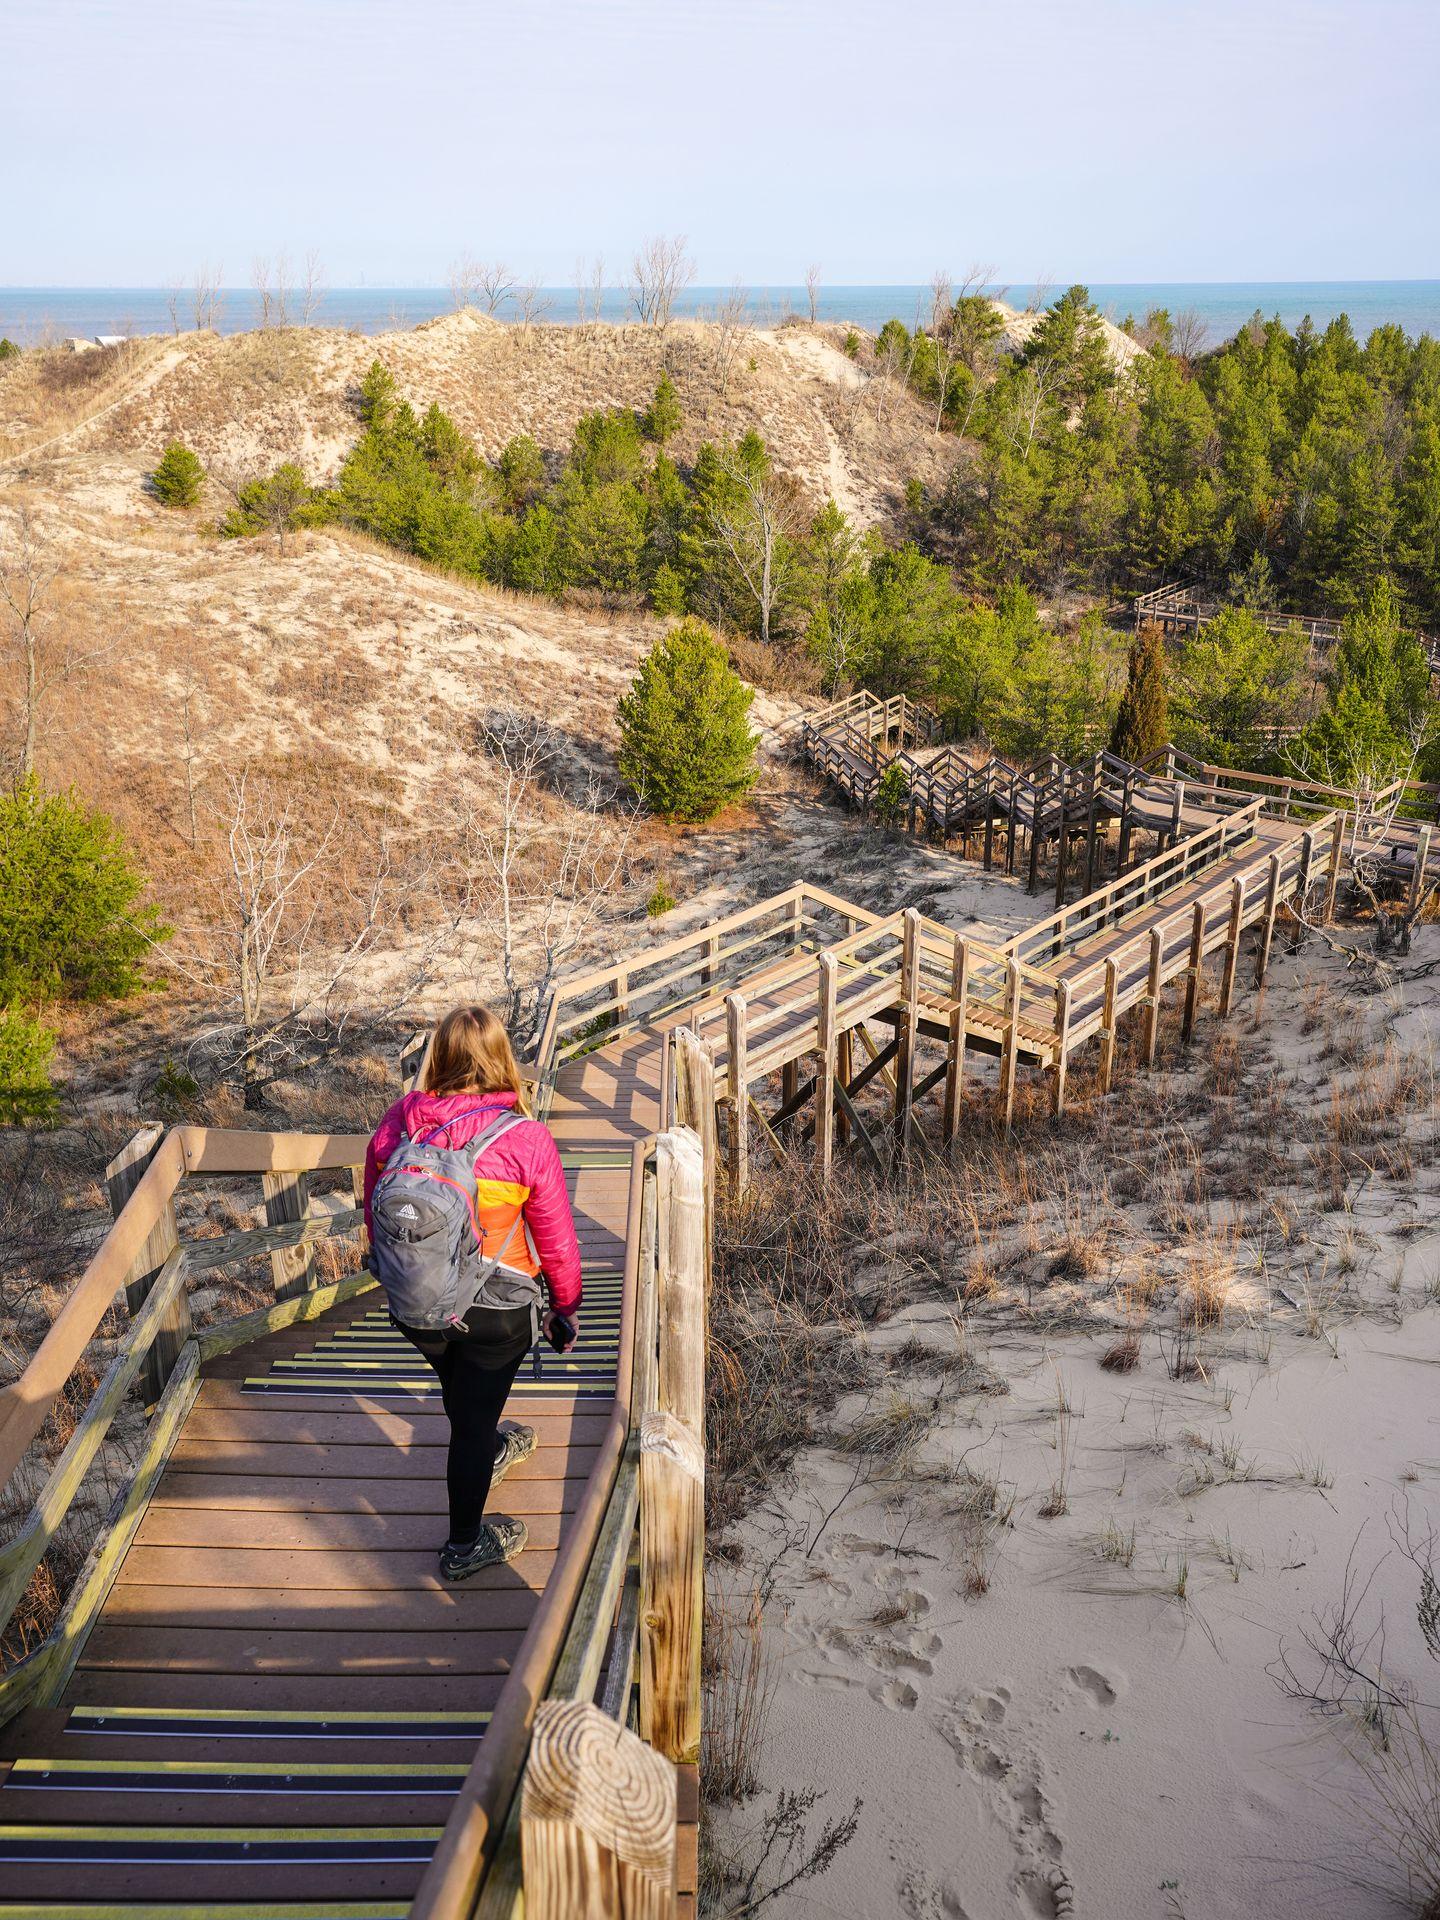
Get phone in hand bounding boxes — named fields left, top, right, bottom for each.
left=547, top=1314, right=575, bottom=1354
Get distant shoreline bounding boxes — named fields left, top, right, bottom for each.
left=3, top=281, right=1439, bottom=350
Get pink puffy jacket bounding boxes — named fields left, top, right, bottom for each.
left=363, top=1089, right=583, bottom=1318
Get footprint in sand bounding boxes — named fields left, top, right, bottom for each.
left=1065, top=1664, right=1118, bottom=1706
left=795, top=1668, right=864, bottom=1692
left=939, top=1701, right=1070, bottom=1909
left=873, top=1678, right=919, bottom=1712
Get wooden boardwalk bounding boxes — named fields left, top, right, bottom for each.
left=3, top=686, right=1437, bottom=1916
left=0, top=1144, right=636, bottom=1912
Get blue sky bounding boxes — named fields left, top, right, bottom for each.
left=5, top=0, right=1438, bottom=286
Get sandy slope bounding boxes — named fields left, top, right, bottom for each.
left=709, top=924, right=1440, bottom=1920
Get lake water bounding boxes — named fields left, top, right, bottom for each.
left=3, top=282, right=1438, bottom=349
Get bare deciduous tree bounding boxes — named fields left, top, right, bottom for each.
left=474, top=261, right=517, bottom=316
left=1289, top=732, right=1439, bottom=973
left=0, top=508, right=114, bottom=781
left=514, top=280, right=551, bottom=330
left=252, top=253, right=282, bottom=328
left=172, top=770, right=454, bottom=1107
left=701, top=449, right=806, bottom=648
left=449, top=254, right=482, bottom=311
left=1172, top=307, right=1210, bottom=364
left=191, top=263, right=224, bottom=331
left=804, top=264, right=821, bottom=325
left=164, top=281, right=184, bottom=336
left=467, top=710, right=640, bottom=1049
left=630, top=235, right=695, bottom=331
left=711, top=280, right=750, bottom=403
left=298, top=250, right=325, bottom=327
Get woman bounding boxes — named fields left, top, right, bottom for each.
left=364, top=1005, right=581, bottom=1581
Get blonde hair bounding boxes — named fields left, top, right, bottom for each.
left=421, top=1005, right=532, bottom=1116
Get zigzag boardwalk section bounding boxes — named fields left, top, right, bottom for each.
left=0, top=1131, right=643, bottom=1916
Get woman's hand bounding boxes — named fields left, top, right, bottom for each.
left=544, top=1309, right=579, bottom=1354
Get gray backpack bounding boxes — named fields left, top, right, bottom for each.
left=369, top=1111, right=545, bottom=1337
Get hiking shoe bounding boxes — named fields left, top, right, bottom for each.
left=491, top=1423, right=537, bottom=1483
left=440, top=1517, right=529, bottom=1581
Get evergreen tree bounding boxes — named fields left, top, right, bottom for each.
left=0, top=781, right=167, bottom=1005
left=358, top=360, right=399, bottom=430
left=1109, top=625, right=1170, bottom=763
left=150, top=442, right=205, bottom=508
left=617, top=619, right=757, bottom=822
left=0, top=1006, right=55, bottom=1125
left=642, top=371, right=683, bottom=445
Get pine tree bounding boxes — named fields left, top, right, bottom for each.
left=617, top=619, right=757, bottom=822
left=150, top=442, right=205, bottom=508
left=642, top=371, right=683, bottom=446
left=1109, top=625, right=1169, bottom=763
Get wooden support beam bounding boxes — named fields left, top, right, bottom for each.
left=851, top=1029, right=899, bottom=1098
left=983, top=803, right=995, bottom=871
left=781, top=1058, right=799, bottom=1109
left=835, top=1028, right=853, bottom=1146
left=1053, top=813, right=1070, bottom=910
left=1027, top=797, right=1043, bottom=894
left=1098, top=958, right=1119, bottom=1095
left=1324, top=813, right=1345, bottom=924
left=1142, top=927, right=1164, bottom=1067
left=832, top=1077, right=884, bottom=1171
left=260, top=1167, right=315, bottom=1301
left=521, top=1698, right=676, bottom=1920
left=1052, top=980, right=1073, bottom=1116
left=815, top=952, right=838, bottom=1179
left=1181, top=898, right=1206, bottom=1043
left=1218, top=878, right=1244, bottom=1018
left=1255, top=854, right=1282, bottom=988
left=1083, top=758, right=1102, bottom=896
left=1005, top=776, right=1019, bottom=875
left=998, top=959, right=1021, bottom=1133
left=943, top=935, right=969, bottom=1144
left=105, top=1125, right=188, bottom=1409
left=896, top=909, right=921, bottom=1150
left=724, top=994, right=748, bottom=1193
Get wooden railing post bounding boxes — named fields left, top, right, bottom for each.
left=261, top=1168, right=316, bottom=1300
left=895, top=909, right=921, bottom=1150
left=1098, top=958, right=1120, bottom=1094
left=1218, top=878, right=1245, bottom=1018
left=998, top=959, right=1021, bottom=1133
left=815, top=953, right=839, bottom=1179
left=1181, top=899, right=1206, bottom=1043
left=1051, top=980, right=1073, bottom=1116
left=943, top=935, right=969, bottom=1144
left=1255, top=854, right=1282, bottom=988
left=671, top=1029, right=717, bottom=1280
left=1410, top=826, right=1433, bottom=918
left=640, top=1128, right=706, bottom=1768
left=724, top=995, right=748, bottom=1193
left=105, top=1126, right=189, bottom=1409
left=1142, top=927, right=1164, bottom=1067
left=521, top=1698, right=676, bottom=1920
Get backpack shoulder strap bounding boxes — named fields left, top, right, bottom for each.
left=468, top=1111, right=528, bottom=1168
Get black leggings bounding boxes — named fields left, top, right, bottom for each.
left=401, top=1332, right=528, bottom=1545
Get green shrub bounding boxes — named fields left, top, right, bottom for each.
left=872, top=761, right=911, bottom=827
left=0, top=1006, right=56, bottom=1125
left=221, top=462, right=317, bottom=541
left=0, top=338, right=22, bottom=362
left=0, top=780, right=167, bottom=1005
left=617, top=618, right=758, bottom=823
left=646, top=880, right=678, bottom=918
left=150, top=441, right=206, bottom=508
left=843, top=330, right=861, bottom=359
